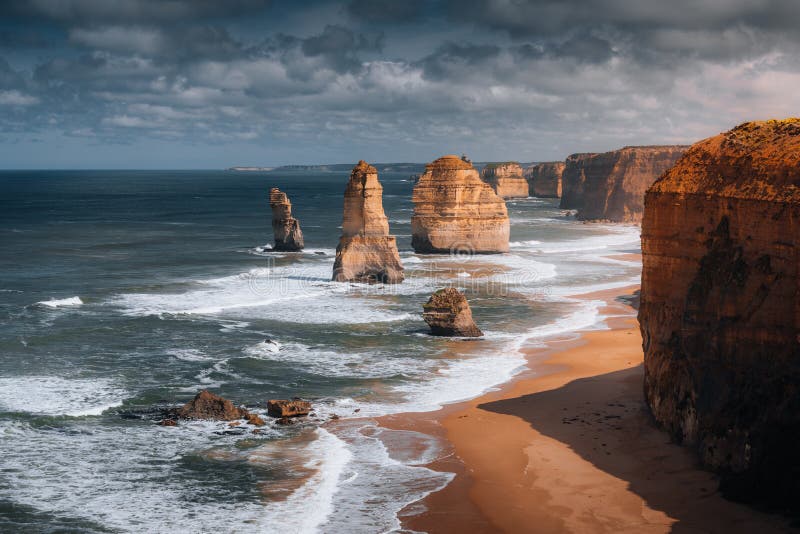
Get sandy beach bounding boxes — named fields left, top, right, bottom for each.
left=382, top=285, right=793, bottom=533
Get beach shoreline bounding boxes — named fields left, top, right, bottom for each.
left=379, top=283, right=793, bottom=533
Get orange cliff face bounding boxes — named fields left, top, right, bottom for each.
left=412, top=155, right=510, bottom=254
left=269, top=188, right=304, bottom=251
left=560, top=146, right=687, bottom=222
left=332, top=160, right=404, bottom=283
left=525, top=161, right=565, bottom=198
left=480, top=162, right=529, bottom=199
left=639, top=119, right=800, bottom=509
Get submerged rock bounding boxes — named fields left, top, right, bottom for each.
left=267, top=399, right=312, bottom=418
left=177, top=390, right=248, bottom=421
left=525, top=161, right=565, bottom=198
left=422, top=288, right=483, bottom=337
left=480, top=162, right=529, bottom=199
left=412, top=155, right=509, bottom=254
left=639, top=118, right=800, bottom=510
left=269, top=188, right=304, bottom=251
left=332, top=160, right=404, bottom=283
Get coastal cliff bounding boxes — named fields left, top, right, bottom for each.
left=269, top=188, right=304, bottom=251
left=412, top=155, right=510, bottom=254
left=560, top=147, right=687, bottom=221
left=559, top=153, right=596, bottom=210
left=332, top=161, right=404, bottom=283
left=480, top=162, right=529, bottom=198
left=639, top=119, right=800, bottom=509
left=525, top=161, right=565, bottom=197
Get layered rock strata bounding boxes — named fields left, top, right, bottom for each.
left=267, top=399, right=312, bottom=418
left=422, top=288, right=483, bottom=337
left=525, top=161, right=565, bottom=197
left=639, top=118, right=800, bottom=509
left=412, top=155, right=510, bottom=254
left=560, top=147, right=687, bottom=221
left=480, top=162, right=529, bottom=198
left=332, top=161, right=404, bottom=283
left=269, top=188, right=304, bottom=251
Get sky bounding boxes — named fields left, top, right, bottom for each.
left=0, top=0, right=799, bottom=169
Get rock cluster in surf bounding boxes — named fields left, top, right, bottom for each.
left=480, top=162, right=529, bottom=198
left=639, top=118, right=800, bottom=509
left=422, top=288, right=483, bottom=337
left=560, top=146, right=687, bottom=222
left=332, top=160, right=404, bottom=283
left=412, top=155, right=510, bottom=254
left=269, top=188, right=304, bottom=251
left=525, top=161, right=565, bottom=198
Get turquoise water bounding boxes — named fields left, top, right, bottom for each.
left=0, top=170, right=641, bottom=532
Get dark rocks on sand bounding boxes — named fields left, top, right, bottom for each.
left=267, top=399, right=312, bottom=418
left=422, top=288, right=483, bottom=337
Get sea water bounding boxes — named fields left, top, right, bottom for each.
left=0, top=170, right=641, bottom=532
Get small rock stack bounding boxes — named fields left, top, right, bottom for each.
left=422, top=288, right=483, bottom=337
left=481, top=162, right=529, bottom=199
left=269, top=188, right=304, bottom=251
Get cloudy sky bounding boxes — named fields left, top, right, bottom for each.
left=1, top=0, right=799, bottom=168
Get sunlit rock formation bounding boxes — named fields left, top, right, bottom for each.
left=269, top=188, right=304, bottom=251
left=525, top=161, right=565, bottom=198
left=332, top=161, right=404, bottom=283
left=560, top=147, right=687, bottom=221
left=412, top=155, right=509, bottom=254
left=639, top=118, right=800, bottom=509
left=480, top=162, right=529, bottom=198
left=422, top=288, right=483, bottom=337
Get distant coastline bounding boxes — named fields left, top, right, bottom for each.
left=228, top=161, right=539, bottom=174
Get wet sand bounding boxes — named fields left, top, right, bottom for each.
left=382, top=286, right=793, bottom=533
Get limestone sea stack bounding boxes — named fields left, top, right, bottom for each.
left=559, top=153, right=596, bottom=210
left=560, top=146, right=687, bottom=222
left=480, top=162, right=529, bottom=198
left=412, top=155, right=510, bottom=254
left=525, top=161, right=565, bottom=197
left=422, top=288, right=483, bottom=337
left=269, top=188, right=304, bottom=251
left=639, top=118, right=800, bottom=509
left=332, top=161, right=404, bottom=283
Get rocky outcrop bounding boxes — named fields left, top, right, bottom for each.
left=177, top=390, right=248, bottom=421
left=412, top=155, right=510, bottom=254
left=559, top=147, right=687, bottom=221
left=422, top=288, right=483, bottom=337
left=269, top=188, right=304, bottom=251
left=267, top=399, right=312, bottom=418
left=639, top=118, right=800, bottom=510
left=559, top=153, right=596, bottom=210
left=525, top=161, right=565, bottom=197
left=332, top=161, right=404, bottom=283
left=481, top=162, right=529, bottom=198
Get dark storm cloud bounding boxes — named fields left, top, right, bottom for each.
left=0, top=0, right=272, bottom=24
left=1, top=0, right=799, bottom=167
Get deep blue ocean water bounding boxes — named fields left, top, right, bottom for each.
left=0, top=170, right=641, bottom=532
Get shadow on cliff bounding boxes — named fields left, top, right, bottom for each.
left=477, top=364, right=792, bottom=532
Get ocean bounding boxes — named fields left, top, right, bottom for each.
left=0, top=170, right=641, bottom=532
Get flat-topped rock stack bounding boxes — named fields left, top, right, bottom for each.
left=639, top=118, right=800, bottom=510
left=560, top=146, right=687, bottom=222
left=412, top=155, right=510, bottom=254
left=480, top=162, right=529, bottom=198
left=525, top=161, right=565, bottom=198
left=269, top=188, right=304, bottom=251
left=332, top=160, right=404, bottom=283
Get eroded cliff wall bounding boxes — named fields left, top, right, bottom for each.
left=480, top=162, right=529, bottom=199
left=525, top=161, right=565, bottom=198
left=639, top=119, right=800, bottom=509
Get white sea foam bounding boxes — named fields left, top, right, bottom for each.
left=0, top=376, right=125, bottom=416
left=531, top=226, right=641, bottom=254
left=36, top=296, right=83, bottom=308
left=166, top=348, right=214, bottom=362
left=255, top=428, right=352, bottom=533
